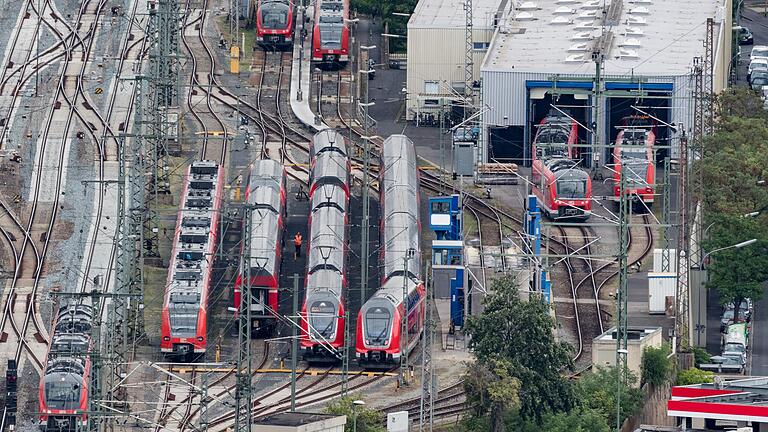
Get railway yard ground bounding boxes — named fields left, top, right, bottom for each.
left=0, top=0, right=746, bottom=431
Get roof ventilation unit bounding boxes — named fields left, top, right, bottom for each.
left=551, top=15, right=572, bottom=24
left=556, top=0, right=580, bottom=3
left=629, top=6, right=649, bottom=14
left=623, top=27, right=645, bottom=36
left=620, top=38, right=641, bottom=47
left=618, top=48, right=639, bottom=58
left=571, top=31, right=594, bottom=40
left=568, top=43, right=590, bottom=52
left=577, top=10, right=598, bottom=19
left=626, top=15, right=647, bottom=25
left=518, top=1, right=540, bottom=10
left=554, top=6, right=574, bottom=14
left=575, top=21, right=596, bottom=29
left=628, top=0, right=651, bottom=3
left=515, top=11, right=537, bottom=20
left=565, top=54, right=586, bottom=62
left=581, top=0, right=601, bottom=8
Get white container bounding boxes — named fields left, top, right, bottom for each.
left=652, top=249, right=677, bottom=273
left=648, top=272, right=676, bottom=314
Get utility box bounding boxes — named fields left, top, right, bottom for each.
left=387, top=411, right=409, bottom=432
left=648, top=272, right=676, bottom=314
left=453, top=141, right=475, bottom=176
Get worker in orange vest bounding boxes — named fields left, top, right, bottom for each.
left=294, top=232, right=302, bottom=259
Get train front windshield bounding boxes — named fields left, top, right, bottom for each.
left=556, top=180, right=587, bottom=199
left=309, top=301, right=336, bottom=338
left=44, top=376, right=83, bottom=410
left=261, top=3, right=288, bottom=29
left=620, top=150, right=649, bottom=184
left=320, top=26, right=342, bottom=49
left=365, top=307, right=391, bottom=341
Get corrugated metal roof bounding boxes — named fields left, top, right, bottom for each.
left=482, top=0, right=725, bottom=76
left=409, top=0, right=508, bottom=30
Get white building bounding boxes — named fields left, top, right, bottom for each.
left=406, top=0, right=508, bottom=121
left=479, top=0, right=732, bottom=166
left=593, top=326, right=663, bottom=385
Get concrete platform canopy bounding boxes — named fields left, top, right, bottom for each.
left=478, top=0, right=733, bottom=166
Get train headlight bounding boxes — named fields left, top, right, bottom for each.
left=197, top=336, right=204, bottom=342
left=163, top=336, right=170, bottom=341
left=645, top=187, right=653, bottom=193
left=384, top=339, right=389, bottom=346
left=365, top=339, right=371, bottom=345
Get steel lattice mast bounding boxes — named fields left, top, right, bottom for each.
left=235, top=206, right=254, bottom=432
left=419, top=262, right=435, bottom=432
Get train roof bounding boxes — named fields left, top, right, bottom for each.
left=308, top=207, right=346, bottom=274
left=382, top=135, right=417, bottom=167
left=368, top=275, right=422, bottom=305
left=306, top=271, right=343, bottom=296
left=312, top=129, right=347, bottom=158
left=311, top=184, right=348, bottom=213
left=248, top=210, right=281, bottom=276
left=250, top=159, right=284, bottom=185
left=311, top=152, right=349, bottom=185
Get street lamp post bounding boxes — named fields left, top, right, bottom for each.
left=696, top=238, right=758, bottom=346
left=352, top=400, right=366, bottom=432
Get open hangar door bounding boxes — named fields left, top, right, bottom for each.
left=529, top=89, right=592, bottom=167
left=487, top=82, right=592, bottom=167
left=604, top=84, right=673, bottom=164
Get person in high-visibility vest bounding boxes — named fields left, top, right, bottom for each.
left=294, top=232, right=303, bottom=259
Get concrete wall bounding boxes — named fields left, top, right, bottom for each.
left=592, top=328, right=663, bottom=385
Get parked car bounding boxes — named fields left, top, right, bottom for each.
left=751, top=45, right=768, bottom=62
left=699, top=355, right=744, bottom=374
left=752, top=76, right=768, bottom=91
left=721, top=301, right=752, bottom=332
left=748, top=58, right=768, bottom=79
left=737, top=26, right=754, bottom=45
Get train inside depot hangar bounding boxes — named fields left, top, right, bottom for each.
left=476, top=0, right=731, bottom=176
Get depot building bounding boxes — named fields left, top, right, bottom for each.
left=406, top=0, right=733, bottom=167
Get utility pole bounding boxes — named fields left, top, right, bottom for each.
left=234, top=207, right=253, bottom=432
left=591, top=47, right=604, bottom=177
left=661, top=157, right=672, bottom=272
left=463, top=0, right=473, bottom=114
left=230, top=0, right=240, bottom=46
left=400, top=249, right=414, bottom=387
left=419, top=262, right=435, bottom=432
left=342, top=310, right=350, bottom=397
left=615, top=160, right=630, bottom=432
left=359, top=44, right=376, bottom=306
left=291, top=273, right=300, bottom=411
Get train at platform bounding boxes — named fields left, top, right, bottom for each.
left=256, top=0, right=295, bottom=50
left=312, top=0, right=350, bottom=65
left=233, top=159, right=287, bottom=335
left=531, top=115, right=592, bottom=221
left=300, top=130, right=351, bottom=363
left=612, top=116, right=656, bottom=208
left=160, top=161, right=224, bottom=359
left=356, top=134, right=426, bottom=369
left=38, top=301, right=94, bottom=431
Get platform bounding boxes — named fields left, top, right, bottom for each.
left=290, top=6, right=329, bottom=132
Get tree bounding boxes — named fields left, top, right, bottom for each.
left=677, top=368, right=714, bottom=386
left=464, top=276, right=575, bottom=421
left=641, top=345, right=672, bottom=387
left=692, top=346, right=711, bottom=367
left=575, top=366, right=643, bottom=426
left=463, top=359, right=521, bottom=432
left=537, top=408, right=612, bottom=432
left=324, top=395, right=386, bottom=432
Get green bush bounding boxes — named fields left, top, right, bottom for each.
left=692, top=347, right=711, bottom=367
left=641, top=344, right=672, bottom=387
left=677, top=368, right=715, bottom=386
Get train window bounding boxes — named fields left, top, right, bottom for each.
left=261, top=3, right=288, bottom=29
left=319, top=27, right=342, bottom=49
left=169, top=312, right=198, bottom=335
left=44, top=376, right=83, bottom=410
left=556, top=180, right=587, bottom=199
left=424, top=81, right=439, bottom=94
left=365, top=308, right=390, bottom=341
left=309, top=302, right=336, bottom=338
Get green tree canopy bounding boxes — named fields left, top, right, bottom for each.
left=464, top=276, right=575, bottom=421
left=575, top=367, right=643, bottom=426
left=463, top=359, right=521, bottom=432
left=677, top=368, right=715, bottom=386
left=701, top=86, right=768, bottom=318
left=641, top=345, right=672, bottom=387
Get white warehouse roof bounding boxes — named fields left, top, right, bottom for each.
left=483, top=0, right=726, bottom=76
left=409, top=0, right=509, bottom=30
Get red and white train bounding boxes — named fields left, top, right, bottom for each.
left=160, top=161, right=224, bottom=358
left=531, top=116, right=592, bottom=220
left=38, top=301, right=93, bottom=431
left=312, top=0, right=349, bottom=65
left=356, top=134, right=426, bottom=368
left=612, top=116, right=656, bottom=207
left=233, top=159, right=287, bottom=334
left=256, top=0, right=295, bottom=50
left=300, top=130, right=350, bottom=363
